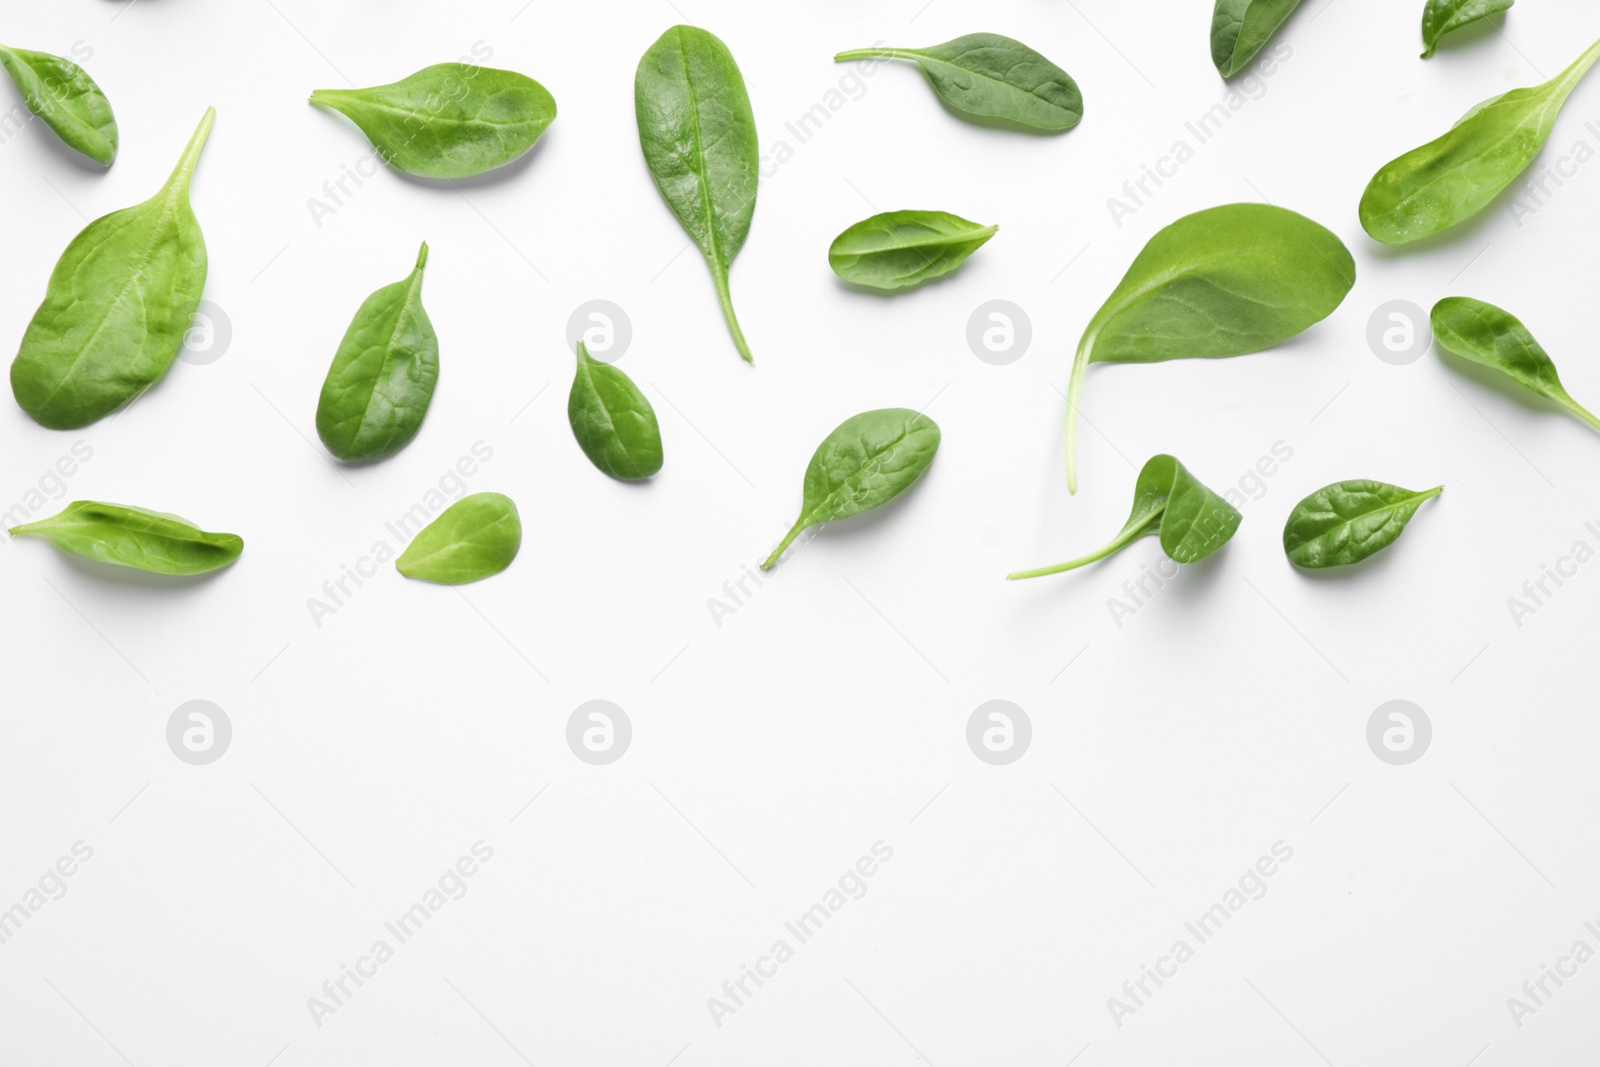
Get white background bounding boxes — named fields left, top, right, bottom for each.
left=1, top=0, right=1598, bottom=1063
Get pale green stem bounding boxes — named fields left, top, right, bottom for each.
left=415, top=241, right=429, bottom=271
left=761, top=515, right=810, bottom=570
left=1556, top=393, right=1600, bottom=435
left=1006, top=514, right=1157, bottom=581
left=834, top=48, right=920, bottom=63
left=163, top=107, right=216, bottom=201
left=1063, top=331, right=1093, bottom=495
left=1551, top=35, right=1600, bottom=97
left=714, top=270, right=753, bottom=365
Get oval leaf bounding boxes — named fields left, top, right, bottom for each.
left=316, top=242, right=438, bottom=463
left=1360, top=37, right=1600, bottom=244
left=568, top=343, right=663, bottom=480
left=636, top=25, right=759, bottom=363
left=1283, top=481, right=1442, bottom=569
left=310, top=63, right=556, bottom=180
left=9, top=501, right=242, bottom=575
left=1009, top=455, right=1240, bottom=580
left=0, top=44, right=117, bottom=164
left=1430, top=296, right=1600, bottom=434
left=1064, top=203, right=1354, bottom=492
left=396, top=492, right=522, bottom=585
left=10, top=108, right=213, bottom=430
left=829, top=210, right=997, bottom=290
left=762, top=408, right=941, bottom=570
left=835, top=34, right=1081, bottom=131
left=1422, top=0, right=1513, bottom=58
left=1211, top=0, right=1303, bottom=78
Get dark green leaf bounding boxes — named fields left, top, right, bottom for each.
left=1422, top=0, right=1513, bottom=58
left=311, top=63, right=555, bottom=179
left=568, top=343, right=663, bottom=480
left=0, top=44, right=117, bottom=164
left=1211, top=0, right=1303, bottom=78
left=1430, top=296, right=1600, bottom=434
left=1283, top=481, right=1442, bottom=568
left=316, top=242, right=438, bottom=463
left=829, top=210, right=997, bottom=290
left=9, top=501, right=242, bottom=575
left=396, top=492, right=522, bottom=584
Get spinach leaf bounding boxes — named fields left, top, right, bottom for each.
left=9, top=501, right=242, bottom=575
left=316, top=242, right=438, bottom=463
left=1430, top=296, right=1600, bottom=434
left=762, top=408, right=941, bottom=571
left=568, top=342, right=663, bottom=480
left=310, top=63, right=555, bottom=180
left=1009, top=455, right=1240, bottom=580
left=396, top=492, right=522, bottom=584
left=1283, top=481, right=1442, bottom=568
left=1422, top=0, right=1513, bottom=58
left=10, top=108, right=214, bottom=430
left=835, top=34, right=1081, bottom=131
left=1064, top=203, right=1354, bottom=493
left=1361, top=36, right=1600, bottom=244
left=0, top=44, right=117, bottom=165
left=829, top=210, right=997, bottom=290
left=1211, top=0, right=1304, bottom=78
left=636, top=25, right=759, bottom=364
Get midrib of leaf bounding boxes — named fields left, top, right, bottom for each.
left=846, top=223, right=995, bottom=255
left=914, top=51, right=1064, bottom=116
left=406, top=518, right=508, bottom=573
left=325, top=94, right=534, bottom=133
left=803, top=424, right=925, bottom=528
left=674, top=34, right=727, bottom=280
left=349, top=270, right=426, bottom=447
left=1298, top=488, right=1441, bottom=553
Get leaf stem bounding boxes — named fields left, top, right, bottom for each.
left=415, top=241, right=429, bottom=271
left=761, top=516, right=810, bottom=570
left=1006, top=517, right=1154, bottom=581
left=1555, top=35, right=1600, bottom=95
left=713, top=269, right=754, bottom=364
left=1556, top=393, right=1600, bottom=435
left=834, top=48, right=915, bottom=63
left=163, top=106, right=216, bottom=200
left=1063, top=331, right=1092, bottom=494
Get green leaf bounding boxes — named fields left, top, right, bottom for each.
left=9, top=501, right=242, bottom=575
left=568, top=343, right=663, bottom=480
left=828, top=210, right=997, bottom=291
left=1430, top=296, right=1600, bottom=435
left=10, top=108, right=213, bottom=430
left=1009, top=455, right=1240, bottom=580
left=636, top=25, right=759, bottom=364
left=762, top=408, right=941, bottom=570
left=1422, top=0, right=1513, bottom=58
left=1361, top=36, right=1600, bottom=244
left=1064, top=203, right=1354, bottom=493
left=835, top=34, right=1081, bottom=131
left=1210, top=0, right=1304, bottom=78
left=396, top=493, right=522, bottom=585
left=310, top=63, right=555, bottom=180
left=316, top=242, right=438, bottom=463
left=0, top=44, right=117, bottom=164
left=1283, top=481, right=1442, bottom=569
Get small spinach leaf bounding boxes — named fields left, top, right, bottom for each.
left=1064, top=203, right=1354, bottom=493
left=835, top=34, right=1081, bottom=131
left=1430, top=296, right=1600, bottom=434
left=762, top=408, right=941, bottom=570
left=316, top=242, right=438, bottom=463
left=311, top=63, right=555, bottom=180
left=568, top=343, right=663, bottom=480
left=1361, top=36, right=1600, bottom=244
left=1422, top=0, right=1513, bottom=58
left=1283, top=481, right=1442, bottom=568
left=1009, top=455, right=1240, bottom=580
left=1211, top=0, right=1304, bottom=78
left=829, top=210, right=997, bottom=290
left=9, top=501, right=242, bottom=575
left=636, top=25, right=759, bottom=364
left=10, top=108, right=213, bottom=430
left=0, top=44, right=117, bottom=164
left=396, top=492, right=522, bottom=584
